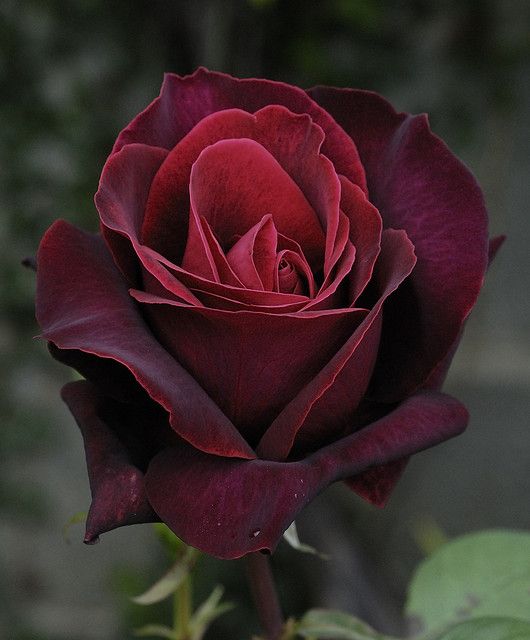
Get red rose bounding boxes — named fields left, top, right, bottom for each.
left=36, top=68, right=500, bottom=559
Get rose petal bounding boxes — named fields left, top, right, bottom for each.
left=142, top=105, right=341, bottom=273
left=61, top=381, right=158, bottom=543
left=96, top=143, right=201, bottom=306
left=49, top=344, right=147, bottom=405
left=180, top=209, right=221, bottom=282
left=227, top=215, right=278, bottom=291
left=257, top=229, right=416, bottom=461
left=113, top=68, right=367, bottom=194
left=338, top=176, right=383, bottom=303
left=131, top=288, right=366, bottom=446
left=308, top=87, right=489, bottom=401
left=189, top=137, right=325, bottom=270
left=274, top=249, right=316, bottom=297
left=145, top=391, right=468, bottom=559
left=344, top=457, right=409, bottom=507
left=36, top=220, right=255, bottom=459
left=144, top=252, right=309, bottom=310
left=421, top=235, right=506, bottom=392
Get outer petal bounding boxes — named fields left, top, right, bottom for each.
left=36, top=220, right=255, bottom=459
left=308, top=87, right=489, bottom=401
left=131, top=287, right=366, bottom=447
left=61, top=381, right=158, bottom=543
left=145, top=391, right=468, bottom=559
left=112, top=68, right=367, bottom=194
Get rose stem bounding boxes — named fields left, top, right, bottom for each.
left=245, top=552, right=284, bottom=640
left=173, top=572, right=192, bottom=640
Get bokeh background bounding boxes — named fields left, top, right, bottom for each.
left=1, top=1, right=529, bottom=638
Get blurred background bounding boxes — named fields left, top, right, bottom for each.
left=1, top=0, right=529, bottom=638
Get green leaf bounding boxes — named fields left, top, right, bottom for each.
left=433, top=617, right=530, bottom=640
left=153, top=523, right=187, bottom=559
left=132, top=546, right=200, bottom=606
left=297, top=608, right=395, bottom=639
left=133, top=623, right=175, bottom=639
left=62, top=511, right=87, bottom=543
left=283, top=522, right=329, bottom=559
left=406, top=530, right=530, bottom=637
left=189, top=585, right=234, bottom=640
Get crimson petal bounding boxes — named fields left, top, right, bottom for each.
left=309, top=87, right=489, bottom=401
left=96, top=143, right=201, bottom=306
left=131, top=289, right=365, bottom=446
left=145, top=391, right=467, bottom=559
left=189, top=137, right=325, bottom=270
left=258, top=229, right=416, bottom=460
left=227, top=215, right=278, bottom=291
left=36, top=221, right=255, bottom=459
left=344, top=237, right=504, bottom=506
left=113, top=68, right=367, bottom=193
left=61, top=381, right=158, bottom=543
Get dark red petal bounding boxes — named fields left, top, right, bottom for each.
left=488, top=235, right=505, bottom=264
left=308, top=87, right=489, bottom=401
left=131, top=288, right=364, bottom=446
left=181, top=208, right=221, bottom=282
left=198, top=217, right=244, bottom=287
left=49, top=344, right=147, bottom=405
left=145, top=256, right=308, bottom=310
left=274, top=249, right=316, bottom=297
left=142, top=105, right=341, bottom=271
left=344, top=457, right=409, bottom=507
left=113, top=68, right=367, bottom=193
left=189, top=137, right=325, bottom=270
left=338, top=176, right=383, bottom=303
left=61, top=381, right=158, bottom=543
left=421, top=235, right=506, bottom=392
left=96, top=143, right=200, bottom=306
left=145, top=391, right=467, bottom=559
left=302, top=239, right=356, bottom=312
left=257, top=229, right=416, bottom=461
left=227, top=215, right=277, bottom=291
left=36, top=221, right=255, bottom=459
left=187, top=288, right=308, bottom=314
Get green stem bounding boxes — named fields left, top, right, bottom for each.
left=174, top=572, right=192, bottom=640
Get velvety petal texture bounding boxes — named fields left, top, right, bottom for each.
left=35, top=68, right=496, bottom=559
left=146, top=391, right=468, bottom=558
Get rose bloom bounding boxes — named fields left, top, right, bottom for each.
left=36, top=69, right=501, bottom=559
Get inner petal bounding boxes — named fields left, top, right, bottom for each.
left=275, top=249, right=316, bottom=297
left=189, top=137, right=325, bottom=270
left=226, top=215, right=278, bottom=291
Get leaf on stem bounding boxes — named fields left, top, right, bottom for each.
left=132, top=546, right=200, bottom=605
left=189, top=585, right=234, bottom=640
left=154, top=523, right=188, bottom=559
left=297, top=608, right=395, bottom=639
left=283, top=522, right=329, bottom=559
left=133, top=623, right=176, bottom=639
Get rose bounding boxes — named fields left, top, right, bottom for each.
left=35, top=68, right=500, bottom=559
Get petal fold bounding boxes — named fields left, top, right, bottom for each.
left=36, top=220, right=255, bottom=459
left=61, top=381, right=158, bottom=543
left=145, top=391, right=468, bottom=559
left=309, top=87, right=489, bottom=401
